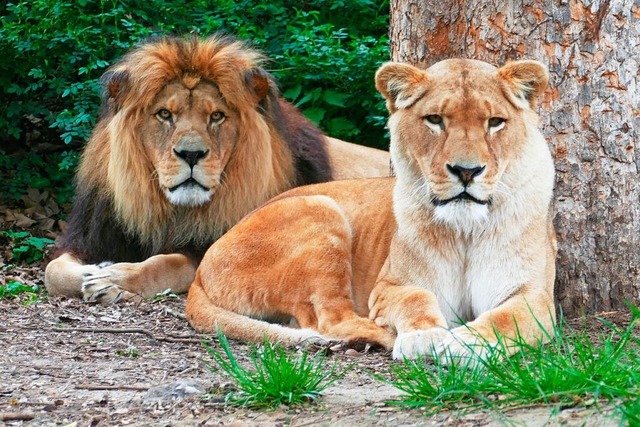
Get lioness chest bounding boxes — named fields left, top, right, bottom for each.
left=282, top=178, right=537, bottom=323
left=389, top=203, right=549, bottom=324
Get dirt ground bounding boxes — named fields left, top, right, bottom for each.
left=0, top=258, right=629, bottom=426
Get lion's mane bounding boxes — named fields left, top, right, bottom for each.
left=58, top=35, right=332, bottom=263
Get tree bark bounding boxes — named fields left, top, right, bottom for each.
left=389, top=0, right=639, bottom=316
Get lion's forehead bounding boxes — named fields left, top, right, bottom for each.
left=150, top=80, right=227, bottom=112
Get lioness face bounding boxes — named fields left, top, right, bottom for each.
left=377, top=59, right=548, bottom=231
left=141, top=79, right=239, bottom=207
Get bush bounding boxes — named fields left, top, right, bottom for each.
left=0, top=0, right=390, bottom=205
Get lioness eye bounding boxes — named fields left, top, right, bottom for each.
left=210, top=111, right=225, bottom=124
left=488, top=117, right=506, bottom=128
left=156, top=108, right=172, bottom=121
left=425, top=115, right=443, bottom=125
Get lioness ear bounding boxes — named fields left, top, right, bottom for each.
left=100, top=69, right=130, bottom=109
left=245, top=68, right=271, bottom=103
left=498, top=60, right=549, bottom=109
left=375, top=62, right=428, bottom=112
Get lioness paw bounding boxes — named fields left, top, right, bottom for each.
left=392, top=327, right=450, bottom=360
left=433, top=328, right=496, bottom=366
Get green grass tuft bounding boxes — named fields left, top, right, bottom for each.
left=620, top=396, right=640, bottom=426
left=387, top=307, right=640, bottom=417
left=204, top=332, right=345, bottom=409
left=387, top=352, right=493, bottom=412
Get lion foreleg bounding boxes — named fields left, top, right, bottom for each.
left=81, top=253, right=197, bottom=303
left=45, top=252, right=107, bottom=298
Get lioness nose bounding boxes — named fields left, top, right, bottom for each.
left=174, top=148, right=209, bottom=168
left=447, top=164, right=485, bottom=185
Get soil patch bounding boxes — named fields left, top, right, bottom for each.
left=0, top=294, right=625, bottom=426
left=0, top=257, right=628, bottom=426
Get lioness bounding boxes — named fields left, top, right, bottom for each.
left=186, top=58, right=557, bottom=359
left=44, top=35, right=390, bottom=303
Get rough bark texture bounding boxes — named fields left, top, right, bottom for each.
left=389, top=0, right=639, bottom=316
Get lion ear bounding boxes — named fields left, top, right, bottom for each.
left=101, top=69, right=130, bottom=108
left=375, top=62, right=428, bottom=112
left=245, top=68, right=272, bottom=103
left=498, top=60, right=549, bottom=109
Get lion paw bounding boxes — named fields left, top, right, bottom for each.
left=82, top=267, right=136, bottom=304
left=392, top=327, right=450, bottom=360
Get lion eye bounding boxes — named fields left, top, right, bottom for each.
left=425, top=114, right=443, bottom=125
left=155, top=108, right=172, bottom=121
left=488, top=117, right=506, bottom=128
left=210, top=111, right=225, bottom=124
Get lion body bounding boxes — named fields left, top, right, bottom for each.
left=186, top=58, right=557, bottom=360
left=45, top=36, right=389, bottom=301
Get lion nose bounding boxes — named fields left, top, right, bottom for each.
left=174, top=148, right=209, bottom=168
left=447, top=164, right=485, bottom=185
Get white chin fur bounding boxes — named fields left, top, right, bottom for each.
left=165, top=187, right=212, bottom=207
left=433, top=202, right=489, bottom=234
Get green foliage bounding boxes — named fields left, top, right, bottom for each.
left=621, top=396, right=640, bottom=426
left=196, top=0, right=390, bottom=144
left=0, top=0, right=390, bottom=206
left=204, top=332, right=344, bottom=408
left=153, top=288, right=179, bottom=302
left=0, top=151, right=77, bottom=205
left=387, top=351, right=491, bottom=412
left=0, top=280, right=45, bottom=305
left=387, top=309, right=640, bottom=417
left=1, top=230, right=55, bottom=263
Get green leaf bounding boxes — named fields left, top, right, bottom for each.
left=294, top=92, right=314, bottom=107
left=3, top=230, right=29, bottom=240
left=282, top=84, right=301, bottom=101
left=303, top=107, right=326, bottom=125
left=327, top=117, right=357, bottom=134
left=322, top=89, right=349, bottom=107
left=25, top=236, right=55, bottom=249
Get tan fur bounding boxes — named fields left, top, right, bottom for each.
left=187, top=58, right=556, bottom=360
left=45, top=36, right=389, bottom=303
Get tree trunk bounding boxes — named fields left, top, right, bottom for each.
left=389, top=0, right=639, bottom=316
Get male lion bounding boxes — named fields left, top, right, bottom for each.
left=45, top=35, right=390, bottom=303
left=186, top=58, right=557, bottom=360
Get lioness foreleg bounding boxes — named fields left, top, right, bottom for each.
left=436, top=288, right=556, bottom=361
left=368, top=280, right=449, bottom=359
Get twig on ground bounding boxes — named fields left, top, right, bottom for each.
left=75, top=384, right=150, bottom=391
left=0, top=412, right=36, bottom=421
left=50, top=327, right=203, bottom=344
left=165, top=307, right=186, bottom=320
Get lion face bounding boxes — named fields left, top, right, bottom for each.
left=139, top=78, right=238, bottom=207
left=376, top=59, right=549, bottom=231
